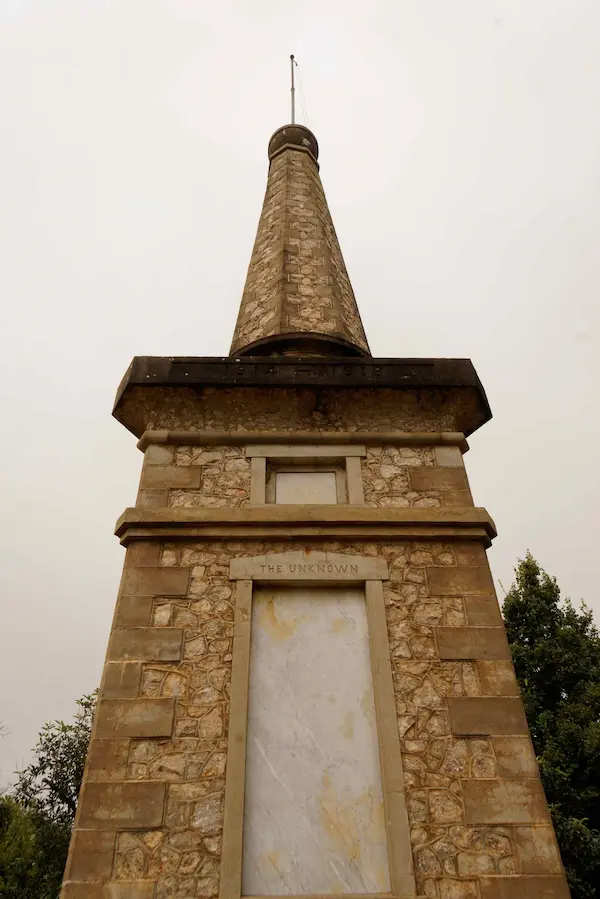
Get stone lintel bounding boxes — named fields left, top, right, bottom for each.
left=245, top=443, right=366, bottom=457
left=449, top=697, right=529, bottom=735
left=137, top=428, right=470, bottom=452
left=230, top=550, right=388, bottom=581
left=114, top=506, right=497, bottom=545
left=77, top=782, right=166, bottom=829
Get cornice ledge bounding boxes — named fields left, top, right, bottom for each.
left=137, top=429, right=469, bottom=453
left=115, top=505, right=497, bottom=545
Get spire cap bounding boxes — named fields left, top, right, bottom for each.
left=268, top=124, right=319, bottom=163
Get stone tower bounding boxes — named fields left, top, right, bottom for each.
left=61, top=124, right=571, bottom=899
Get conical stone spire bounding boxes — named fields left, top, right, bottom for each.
left=230, top=124, right=371, bottom=357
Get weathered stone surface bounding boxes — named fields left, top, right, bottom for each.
left=410, top=468, right=471, bottom=492
left=478, top=661, right=520, bottom=697
left=428, top=567, right=495, bottom=596
left=95, top=699, right=175, bottom=738
left=479, top=875, right=571, bottom=898
left=142, top=465, right=202, bottom=489
left=170, top=446, right=251, bottom=509
left=108, top=628, right=183, bottom=662
left=463, top=780, right=551, bottom=824
left=62, top=881, right=156, bottom=898
left=68, top=533, right=561, bottom=897
left=453, top=543, right=488, bottom=567
left=436, top=627, right=510, bottom=660
left=66, top=830, right=115, bottom=881
left=493, top=736, right=539, bottom=778
left=361, top=446, right=440, bottom=509
left=433, top=445, right=464, bottom=467
left=449, top=698, right=529, bottom=735
left=87, top=740, right=130, bottom=783
left=144, top=443, right=175, bottom=464
left=101, top=662, right=142, bottom=698
left=465, top=595, right=503, bottom=626
left=115, top=596, right=153, bottom=628
left=120, top=567, right=189, bottom=596
left=513, top=826, right=564, bottom=874
left=125, top=542, right=161, bottom=567
left=78, top=782, right=166, bottom=829
left=230, top=136, right=370, bottom=355
left=136, top=488, right=168, bottom=509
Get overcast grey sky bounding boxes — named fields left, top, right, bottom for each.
left=1, top=0, right=599, bottom=783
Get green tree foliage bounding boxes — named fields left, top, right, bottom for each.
left=503, top=553, right=600, bottom=899
left=0, top=692, right=96, bottom=899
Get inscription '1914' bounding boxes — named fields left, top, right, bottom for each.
left=259, top=563, right=359, bottom=575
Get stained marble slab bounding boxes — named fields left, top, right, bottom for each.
left=242, top=586, right=391, bottom=895
left=275, top=470, right=338, bottom=504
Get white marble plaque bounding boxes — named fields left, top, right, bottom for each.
left=275, top=470, right=338, bottom=504
left=242, top=587, right=391, bottom=895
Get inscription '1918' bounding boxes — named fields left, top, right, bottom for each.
left=259, top=563, right=359, bottom=575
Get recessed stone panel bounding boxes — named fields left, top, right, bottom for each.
left=242, top=586, right=391, bottom=894
left=463, top=779, right=550, bottom=824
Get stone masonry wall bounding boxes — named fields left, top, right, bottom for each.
left=117, top=384, right=483, bottom=438
left=362, top=445, right=474, bottom=509
left=137, top=445, right=251, bottom=511
left=63, top=532, right=565, bottom=899
left=137, top=441, right=472, bottom=512
left=230, top=146, right=369, bottom=355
